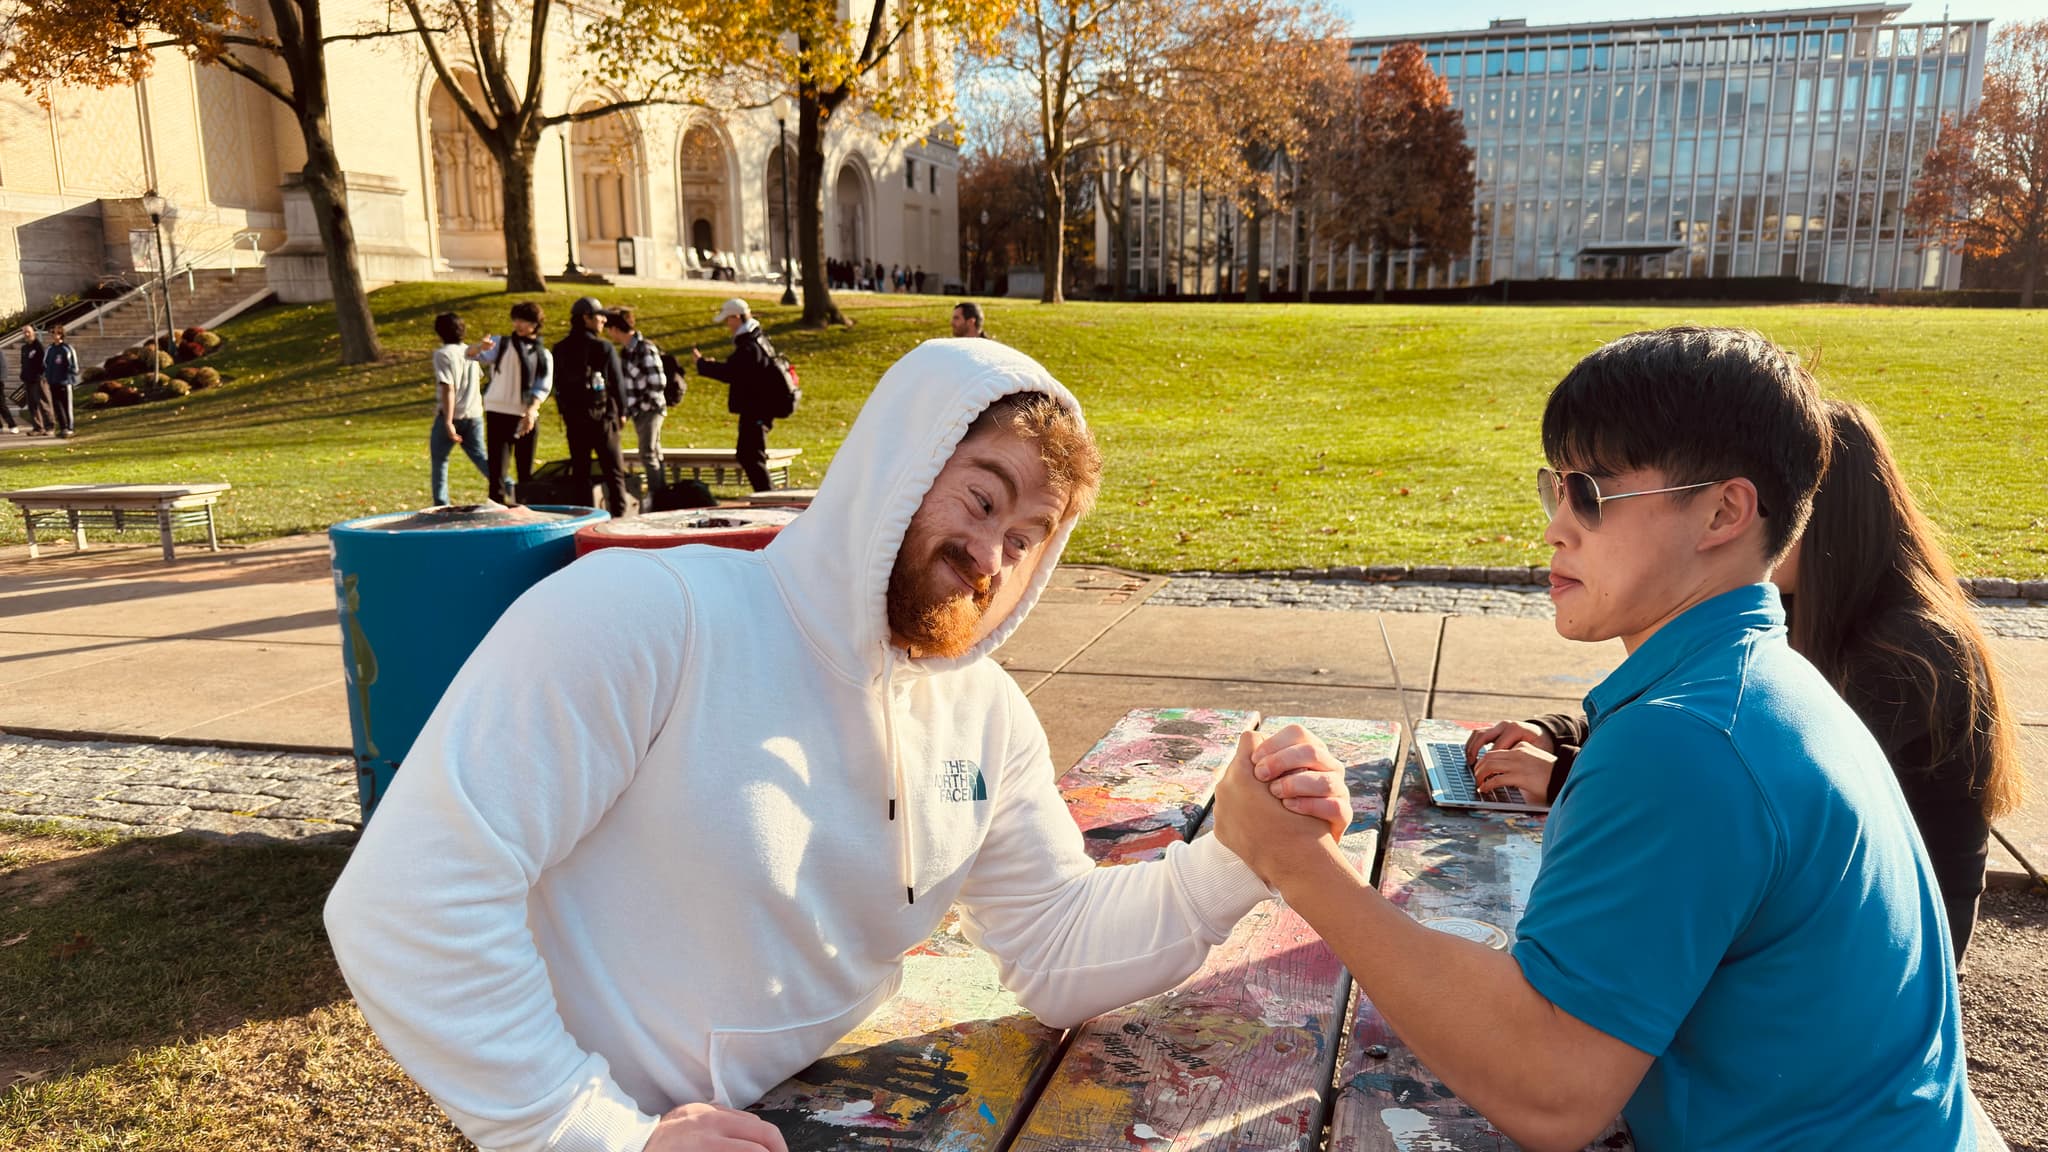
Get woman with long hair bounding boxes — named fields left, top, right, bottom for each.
left=1471, top=399, right=2024, bottom=963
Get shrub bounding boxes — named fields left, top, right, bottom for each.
left=87, top=391, right=112, bottom=409
left=83, top=365, right=107, bottom=385
left=197, top=330, right=222, bottom=351
left=152, top=349, right=174, bottom=370
left=175, top=340, right=206, bottom=363
left=99, top=382, right=143, bottom=407
left=187, top=366, right=220, bottom=390
left=102, top=353, right=145, bottom=378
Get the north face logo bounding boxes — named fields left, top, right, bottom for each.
left=939, top=759, right=988, bottom=803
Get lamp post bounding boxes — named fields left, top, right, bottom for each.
left=559, top=131, right=586, bottom=278
left=140, top=189, right=175, bottom=345
left=775, top=97, right=797, bottom=307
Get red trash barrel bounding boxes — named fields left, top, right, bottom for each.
left=573, top=506, right=802, bottom=556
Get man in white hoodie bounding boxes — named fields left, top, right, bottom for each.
left=324, top=338, right=1351, bottom=1152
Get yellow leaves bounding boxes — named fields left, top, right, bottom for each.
left=0, top=0, right=246, bottom=97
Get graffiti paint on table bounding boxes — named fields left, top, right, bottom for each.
left=1055, top=708, right=1259, bottom=865
left=751, top=911, right=1064, bottom=1152
left=1326, top=720, right=1633, bottom=1152
left=1012, top=739, right=1396, bottom=1152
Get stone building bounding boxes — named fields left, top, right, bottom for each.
left=0, top=0, right=962, bottom=318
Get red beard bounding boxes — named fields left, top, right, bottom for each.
left=886, top=538, right=994, bottom=659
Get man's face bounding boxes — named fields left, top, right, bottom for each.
left=886, top=427, right=1069, bottom=659
left=603, top=325, right=630, bottom=346
left=511, top=318, right=538, bottom=338
left=723, top=313, right=745, bottom=335
left=1543, top=464, right=1728, bottom=651
left=950, top=310, right=979, bottom=338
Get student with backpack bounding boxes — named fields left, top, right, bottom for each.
left=469, top=300, right=553, bottom=506
left=42, top=323, right=79, bottom=439
left=603, top=305, right=676, bottom=506
left=550, top=296, right=629, bottom=519
left=692, top=298, right=798, bottom=492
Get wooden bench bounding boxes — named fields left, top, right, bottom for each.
left=0, top=482, right=229, bottom=562
left=652, top=448, right=801, bottom=490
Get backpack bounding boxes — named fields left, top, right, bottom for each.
left=753, top=334, right=801, bottom=420
left=658, top=351, right=687, bottom=408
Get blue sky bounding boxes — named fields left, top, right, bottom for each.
left=1331, top=0, right=2042, bottom=37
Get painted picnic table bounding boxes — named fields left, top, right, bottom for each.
left=751, top=708, right=1627, bottom=1151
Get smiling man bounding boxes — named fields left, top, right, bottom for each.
left=1215, top=326, right=1982, bottom=1151
left=325, top=339, right=1348, bottom=1152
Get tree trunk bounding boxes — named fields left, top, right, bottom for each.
left=1106, top=165, right=1133, bottom=301
left=1041, top=171, right=1067, bottom=304
left=290, top=97, right=382, bottom=364
left=2023, top=237, right=2039, bottom=309
left=797, top=92, right=841, bottom=328
left=498, top=139, right=544, bottom=292
left=1373, top=247, right=1390, bottom=303
left=1244, top=206, right=1264, bottom=302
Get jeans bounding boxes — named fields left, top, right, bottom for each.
left=736, top=416, right=773, bottom=492
left=563, top=412, right=629, bottom=518
left=22, top=378, right=51, bottom=433
left=430, top=415, right=490, bottom=506
left=632, top=412, right=666, bottom=493
left=485, top=410, right=537, bottom=504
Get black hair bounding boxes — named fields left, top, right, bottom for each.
left=510, top=300, right=544, bottom=326
left=954, top=301, right=984, bottom=329
left=433, top=312, right=466, bottom=345
left=605, top=306, right=636, bottom=332
left=1540, top=326, right=1828, bottom=560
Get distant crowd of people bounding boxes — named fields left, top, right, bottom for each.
left=825, top=258, right=932, bottom=294
left=2, top=324, right=78, bottom=439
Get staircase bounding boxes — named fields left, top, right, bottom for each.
left=64, top=267, right=272, bottom=375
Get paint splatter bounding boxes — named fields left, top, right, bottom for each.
left=1380, top=1107, right=1459, bottom=1151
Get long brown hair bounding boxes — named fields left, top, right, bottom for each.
left=1789, top=401, right=2022, bottom=820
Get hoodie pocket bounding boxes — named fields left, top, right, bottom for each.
left=708, top=974, right=901, bottom=1107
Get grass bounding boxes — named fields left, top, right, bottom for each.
left=0, top=821, right=464, bottom=1150
left=3, top=282, right=2043, bottom=577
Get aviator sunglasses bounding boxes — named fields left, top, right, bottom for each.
left=1537, top=466, right=1738, bottom=531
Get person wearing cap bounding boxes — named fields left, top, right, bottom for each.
left=470, top=301, right=553, bottom=504
left=551, top=296, right=629, bottom=518
left=691, top=298, right=779, bottom=492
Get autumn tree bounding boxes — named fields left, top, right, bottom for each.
left=402, top=0, right=697, bottom=293
left=1906, top=19, right=2048, bottom=306
left=595, top=1, right=1008, bottom=327
left=1, top=0, right=389, bottom=362
left=959, top=107, right=1047, bottom=294
left=1301, top=41, right=1475, bottom=301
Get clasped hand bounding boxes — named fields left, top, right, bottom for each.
left=1212, top=725, right=1353, bottom=886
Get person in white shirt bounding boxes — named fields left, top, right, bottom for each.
left=324, top=338, right=1352, bottom=1152
left=430, top=311, right=490, bottom=505
left=469, top=300, right=553, bottom=505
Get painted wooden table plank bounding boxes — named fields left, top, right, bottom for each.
left=1009, top=718, right=1397, bottom=1152
left=1327, top=720, right=1633, bottom=1152
left=749, top=910, right=1065, bottom=1151
left=1054, top=707, right=1260, bottom=865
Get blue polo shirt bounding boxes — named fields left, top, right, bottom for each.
left=1512, top=584, right=1972, bottom=1151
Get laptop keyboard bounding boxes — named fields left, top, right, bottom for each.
left=1425, top=740, right=1527, bottom=805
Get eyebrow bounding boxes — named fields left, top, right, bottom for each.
left=970, top=458, right=1059, bottom=539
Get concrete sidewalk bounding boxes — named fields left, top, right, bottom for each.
left=0, top=539, right=2041, bottom=881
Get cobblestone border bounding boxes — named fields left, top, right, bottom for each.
left=1170, top=565, right=2048, bottom=603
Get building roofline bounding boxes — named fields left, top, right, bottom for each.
left=1348, top=3, right=1984, bottom=45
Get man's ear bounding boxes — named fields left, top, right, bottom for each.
left=1696, top=478, right=1764, bottom=555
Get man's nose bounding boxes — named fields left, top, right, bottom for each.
left=963, top=531, right=1003, bottom=577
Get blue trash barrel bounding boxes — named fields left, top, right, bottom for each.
left=329, top=504, right=609, bottom=819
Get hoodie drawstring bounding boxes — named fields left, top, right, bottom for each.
left=881, top=649, right=915, bottom=905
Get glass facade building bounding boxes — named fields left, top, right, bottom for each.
left=1347, top=3, right=1990, bottom=290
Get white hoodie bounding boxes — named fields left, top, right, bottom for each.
left=323, top=338, right=1273, bottom=1152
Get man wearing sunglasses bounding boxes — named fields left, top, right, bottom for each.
left=1212, top=326, right=1981, bottom=1150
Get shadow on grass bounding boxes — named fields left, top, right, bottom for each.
left=0, top=826, right=352, bottom=1084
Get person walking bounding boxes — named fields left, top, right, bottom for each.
left=603, top=306, right=669, bottom=506
left=0, top=337, right=19, bottom=435
left=692, top=298, right=779, bottom=492
left=550, top=296, right=629, bottom=518
left=429, top=311, right=490, bottom=506
left=18, top=327, right=50, bottom=436
left=470, top=301, right=552, bottom=506
left=42, top=323, right=78, bottom=439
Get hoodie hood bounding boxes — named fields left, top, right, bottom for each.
left=763, top=338, right=1086, bottom=685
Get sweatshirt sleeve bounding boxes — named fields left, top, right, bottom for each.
left=323, top=549, right=690, bottom=1152
left=952, top=689, right=1271, bottom=1029
left=527, top=348, right=554, bottom=406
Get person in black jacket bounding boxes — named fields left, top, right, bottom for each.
left=549, top=296, right=629, bottom=517
left=691, top=297, right=777, bottom=491
left=18, top=326, right=50, bottom=435
left=1467, top=400, right=2023, bottom=966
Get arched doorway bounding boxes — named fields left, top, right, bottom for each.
left=427, top=74, right=504, bottom=269
left=834, top=160, right=870, bottom=264
left=764, top=143, right=794, bottom=266
left=678, top=121, right=733, bottom=260
left=570, top=102, right=644, bottom=273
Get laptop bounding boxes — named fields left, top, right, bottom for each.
left=1376, top=618, right=1550, bottom=814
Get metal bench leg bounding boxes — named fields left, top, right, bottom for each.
left=69, top=510, right=86, bottom=551
left=206, top=504, right=220, bottom=552
left=158, top=508, right=176, bottom=563
left=22, top=511, right=38, bottom=559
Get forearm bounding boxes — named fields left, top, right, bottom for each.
left=1277, top=842, right=1633, bottom=1152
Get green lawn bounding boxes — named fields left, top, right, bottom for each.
left=5, top=283, right=2043, bottom=577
